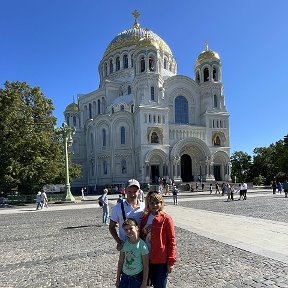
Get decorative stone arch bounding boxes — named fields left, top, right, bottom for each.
left=144, top=149, right=169, bottom=183
left=170, top=137, right=212, bottom=182
left=212, top=150, right=231, bottom=181
left=147, top=127, right=163, bottom=144
left=169, top=87, right=195, bottom=105
left=212, top=131, right=227, bottom=147
left=201, top=64, right=211, bottom=82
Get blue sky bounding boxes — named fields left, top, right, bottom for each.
left=1, top=0, right=287, bottom=156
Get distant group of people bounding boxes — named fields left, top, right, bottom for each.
left=35, top=190, right=48, bottom=210
left=99, top=178, right=176, bottom=288
left=272, top=180, right=288, bottom=197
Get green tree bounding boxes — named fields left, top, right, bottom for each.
left=230, top=151, right=252, bottom=182
left=0, top=81, right=80, bottom=195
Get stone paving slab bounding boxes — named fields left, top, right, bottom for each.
left=1, top=194, right=288, bottom=287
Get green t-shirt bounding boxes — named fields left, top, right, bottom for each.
left=121, top=238, right=149, bottom=276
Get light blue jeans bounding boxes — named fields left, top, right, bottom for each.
left=102, top=205, right=109, bottom=224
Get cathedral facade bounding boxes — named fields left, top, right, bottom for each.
left=64, top=12, right=231, bottom=190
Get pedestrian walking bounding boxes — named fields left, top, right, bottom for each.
left=209, top=183, right=213, bottom=194
left=240, top=182, right=247, bottom=200
left=201, top=183, right=205, bottom=191
left=41, top=191, right=48, bottom=208
left=141, top=192, right=176, bottom=288
left=215, top=183, right=220, bottom=194
left=109, top=179, right=145, bottom=251
left=36, top=191, right=42, bottom=210
left=115, top=218, right=149, bottom=288
left=272, top=181, right=277, bottom=194
left=99, top=188, right=109, bottom=226
left=172, top=184, right=179, bottom=205
left=283, top=180, right=288, bottom=198
left=277, top=182, right=282, bottom=194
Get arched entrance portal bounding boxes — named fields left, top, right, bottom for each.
left=181, top=154, right=193, bottom=182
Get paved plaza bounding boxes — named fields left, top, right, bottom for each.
left=1, top=189, right=288, bottom=288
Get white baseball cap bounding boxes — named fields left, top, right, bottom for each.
left=126, top=179, right=140, bottom=189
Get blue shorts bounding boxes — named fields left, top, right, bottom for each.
left=119, top=271, right=143, bottom=288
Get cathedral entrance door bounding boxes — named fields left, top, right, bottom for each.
left=151, top=165, right=160, bottom=184
left=181, top=154, right=193, bottom=182
left=214, top=165, right=221, bottom=181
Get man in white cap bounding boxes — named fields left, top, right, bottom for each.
left=109, top=179, right=145, bottom=250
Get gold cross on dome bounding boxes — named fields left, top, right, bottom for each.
left=132, top=10, right=140, bottom=28
left=205, top=40, right=209, bottom=51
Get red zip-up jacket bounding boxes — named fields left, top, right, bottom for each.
left=141, top=211, right=176, bottom=266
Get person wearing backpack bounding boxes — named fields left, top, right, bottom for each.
left=109, top=179, right=145, bottom=251
left=99, top=188, right=109, bottom=226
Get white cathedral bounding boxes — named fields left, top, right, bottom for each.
left=64, top=11, right=231, bottom=191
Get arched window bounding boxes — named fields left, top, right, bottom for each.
left=151, top=86, right=155, bottom=101
left=120, top=126, right=125, bottom=144
left=97, top=99, right=101, bottom=114
left=102, top=129, right=106, bottom=147
left=213, top=136, right=221, bottom=146
left=104, top=63, right=108, bottom=76
left=73, top=116, right=76, bottom=127
left=164, top=58, right=167, bottom=69
left=204, top=67, right=209, bottom=82
left=103, top=160, right=107, bottom=174
left=121, top=159, right=127, bottom=174
left=112, top=107, right=114, bottom=114
left=89, top=103, right=92, bottom=119
left=120, top=105, right=125, bottom=111
left=175, top=96, right=188, bottom=124
left=213, top=67, right=218, bottom=81
left=140, top=57, right=145, bottom=72
left=109, top=59, right=113, bottom=74
left=151, top=132, right=159, bottom=143
left=196, top=71, right=200, bottom=83
left=128, top=85, right=131, bottom=95
left=66, top=116, right=70, bottom=126
left=123, top=55, right=128, bottom=69
left=131, top=104, right=134, bottom=113
left=214, top=95, right=218, bottom=108
left=90, top=133, right=94, bottom=150
left=131, top=55, right=134, bottom=67
left=116, top=57, right=120, bottom=71
left=149, top=57, right=155, bottom=71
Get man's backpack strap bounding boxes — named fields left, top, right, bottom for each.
left=120, top=201, right=126, bottom=221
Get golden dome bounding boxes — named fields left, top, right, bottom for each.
left=103, top=11, right=173, bottom=57
left=196, top=41, right=220, bottom=66
left=65, top=102, right=79, bottom=112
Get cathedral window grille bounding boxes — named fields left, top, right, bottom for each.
left=73, top=116, right=76, bottom=127
left=213, top=136, right=221, bottom=146
left=151, top=132, right=159, bottom=143
left=103, top=160, right=107, bottom=175
left=128, top=85, right=131, bottom=95
left=175, top=96, right=188, bottom=124
left=121, top=159, right=127, bottom=174
left=102, top=129, right=106, bottom=147
left=104, top=63, right=108, bottom=76
left=151, top=86, right=155, bottom=101
left=196, top=71, right=200, bottom=83
left=116, top=57, right=120, bottom=71
left=140, top=57, right=145, bottom=72
left=90, top=133, right=94, bottom=150
left=123, top=55, right=128, bottom=69
left=120, top=105, right=125, bottom=111
left=214, top=95, right=218, bottom=108
left=164, top=58, right=167, bottom=69
left=149, top=57, right=155, bottom=71
left=109, top=59, right=113, bottom=74
left=89, top=103, right=92, bottom=119
left=97, top=99, right=101, bottom=114
left=204, top=67, right=209, bottom=82
left=120, top=126, right=125, bottom=144
left=213, top=67, right=217, bottom=81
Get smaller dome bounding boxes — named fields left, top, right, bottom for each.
left=196, top=42, right=220, bottom=66
left=65, top=102, right=79, bottom=112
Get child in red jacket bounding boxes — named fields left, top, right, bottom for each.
left=141, top=192, right=176, bottom=288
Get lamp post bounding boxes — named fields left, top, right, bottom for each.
left=56, top=122, right=75, bottom=202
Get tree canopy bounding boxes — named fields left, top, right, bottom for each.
left=231, top=134, right=288, bottom=184
left=0, top=81, right=80, bottom=195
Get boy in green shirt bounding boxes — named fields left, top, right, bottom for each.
left=116, top=218, right=149, bottom=288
